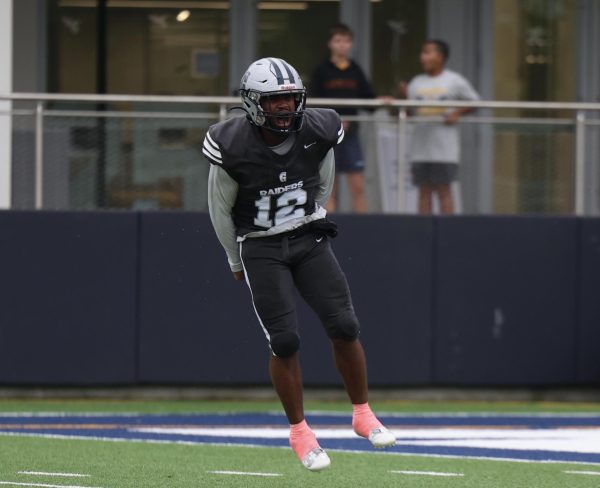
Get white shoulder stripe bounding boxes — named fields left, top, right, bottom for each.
left=337, top=125, right=343, bottom=136
left=337, top=127, right=345, bottom=144
left=202, top=147, right=222, bottom=164
left=203, top=139, right=222, bottom=159
left=206, top=132, right=220, bottom=151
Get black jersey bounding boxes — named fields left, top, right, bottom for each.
left=203, top=108, right=343, bottom=236
left=310, top=59, right=376, bottom=117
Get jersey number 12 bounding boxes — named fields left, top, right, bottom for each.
left=254, top=189, right=307, bottom=228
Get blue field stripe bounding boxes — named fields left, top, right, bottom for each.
left=2, top=412, right=600, bottom=465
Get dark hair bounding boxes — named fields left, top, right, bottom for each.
left=425, top=39, right=450, bottom=61
left=328, top=23, right=353, bottom=41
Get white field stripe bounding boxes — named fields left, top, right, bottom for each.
left=208, top=470, right=282, bottom=477
left=0, top=483, right=102, bottom=488
left=17, top=473, right=90, bottom=478
left=390, top=470, right=464, bottom=477
left=129, top=425, right=600, bottom=454
left=564, top=470, right=600, bottom=476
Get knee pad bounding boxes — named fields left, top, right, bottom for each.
left=270, top=331, right=300, bottom=358
left=326, top=309, right=360, bottom=341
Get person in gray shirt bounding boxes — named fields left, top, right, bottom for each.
left=400, top=39, right=479, bottom=214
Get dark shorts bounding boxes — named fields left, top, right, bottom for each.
left=411, top=162, right=458, bottom=186
left=239, top=227, right=360, bottom=352
left=334, top=130, right=365, bottom=173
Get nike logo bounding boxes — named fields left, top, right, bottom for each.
left=316, top=236, right=324, bottom=243
left=304, top=141, right=317, bottom=149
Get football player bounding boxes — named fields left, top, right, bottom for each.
left=204, top=58, right=396, bottom=472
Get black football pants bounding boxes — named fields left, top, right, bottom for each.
left=239, top=228, right=360, bottom=356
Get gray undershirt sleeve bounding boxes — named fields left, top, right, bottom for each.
left=207, top=164, right=243, bottom=272
left=315, top=148, right=335, bottom=208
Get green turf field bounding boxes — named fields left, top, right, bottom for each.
left=2, top=398, right=600, bottom=413
left=1, top=399, right=600, bottom=488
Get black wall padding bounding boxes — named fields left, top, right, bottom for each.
left=2, top=211, right=598, bottom=387
left=433, top=217, right=578, bottom=385
left=0, top=211, right=137, bottom=384
left=578, top=219, right=600, bottom=383
left=297, top=216, right=434, bottom=386
left=137, top=212, right=270, bottom=384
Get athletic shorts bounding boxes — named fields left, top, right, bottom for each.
left=411, top=162, right=458, bottom=186
left=239, top=226, right=360, bottom=349
left=333, top=130, right=365, bottom=173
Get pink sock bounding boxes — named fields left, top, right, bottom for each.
left=352, top=402, right=383, bottom=438
left=289, top=419, right=320, bottom=461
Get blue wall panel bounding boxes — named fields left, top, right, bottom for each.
left=297, top=216, right=434, bottom=386
left=578, top=219, right=600, bottom=383
left=137, top=214, right=434, bottom=386
left=433, top=217, right=578, bottom=385
left=0, top=211, right=137, bottom=384
left=1, top=211, right=596, bottom=387
left=137, top=212, right=270, bottom=384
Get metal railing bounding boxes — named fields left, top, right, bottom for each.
left=2, top=93, right=599, bottom=215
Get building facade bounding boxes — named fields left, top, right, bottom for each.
left=2, top=0, right=599, bottom=213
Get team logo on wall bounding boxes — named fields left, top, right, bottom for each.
left=279, top=172, right=287, bottom=183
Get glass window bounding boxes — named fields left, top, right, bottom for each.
left=49, top=0, right=230, bottom=96
left=371, top=0, right=427, bottom=96
left=492, top=0, right=578, bottom=214
left=107, top=1, right=229, bottom=95
left=257, top=1, right=339, bottom=87
left=45, top=1, right=229, bottom=211
left=494, top=0, right=577, bottom=102
left=48, top=0, right=98, bottom=93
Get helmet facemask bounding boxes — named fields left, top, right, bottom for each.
left=241, top=88, right=307, bottom=134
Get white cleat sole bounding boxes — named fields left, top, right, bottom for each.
left=368, top=427, right=397, bottom=448
left=302, top=447, right=331, bottom=472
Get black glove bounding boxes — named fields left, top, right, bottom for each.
left=310, top=219, right=338, bottom=238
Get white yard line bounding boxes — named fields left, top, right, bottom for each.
left=0, top=482, right=102, bottom=488
left=17, top=473, right=89, bottom=478
left=564, top=470, right=600, bottom=476
left=390, top=470, right=464, bottom=477
left=207, top=470, right=282, bottom=477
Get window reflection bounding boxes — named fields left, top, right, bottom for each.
left=371, top=0, right=427, bottom=96
left=258, top=0, right=338, bottom=87
left=493, top=0, right=577, bottom=214
left=50, top=0, right=230, bottom=95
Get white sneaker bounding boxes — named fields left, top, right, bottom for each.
left=368, top=427, right=396, bottom=448
left=302, top=447, right=331, bottom=471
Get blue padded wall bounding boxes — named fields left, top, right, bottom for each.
left=0, top=211, right=137, bottom=384
left=433, top=217, right=578, bottom=385
left=578, top=219, right=600, bottom=383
